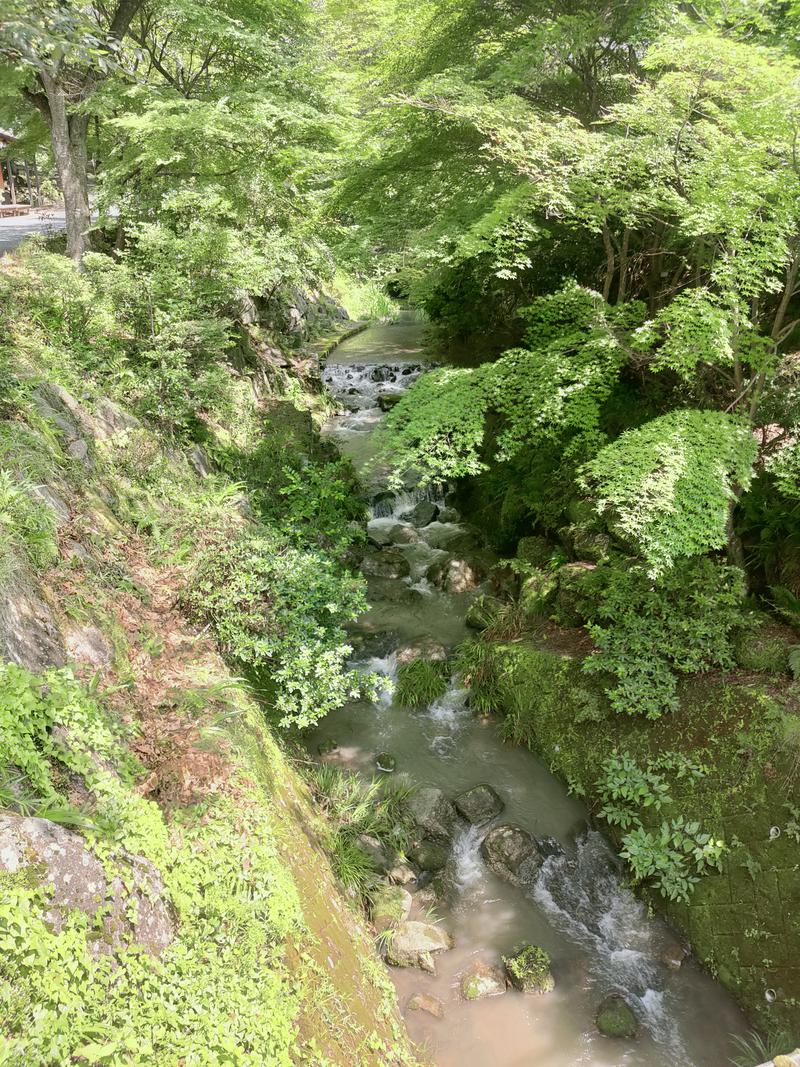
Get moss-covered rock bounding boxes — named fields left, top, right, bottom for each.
left=596, top=993, right=638, bottom=1038
left=466, top=594, right=504, bottom=631
left=516, top=535, right=557, bottom=570
left=570, top=528, right=611, bottom=563
left=370, top=883, right=412, bottom=934
left=408, top=838, right=449, bottom=872
left=502, top=943, right=554, bottom=994
left=460, top=960, right=506, bottom=1000
left=553, top=562, right=600, bottom=626
left=519, top=568, right=558, bottom=619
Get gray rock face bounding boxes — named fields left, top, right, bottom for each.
left=361, top=549, right=411, bottom=579
left=454, top=785, right=504, bottom=827
left=460, top=960, right=507, bottom=1000
left=0, top=567, right=66, bottom=671
left=443, top=558, right=485, bottom=594
left=93, top=397, right=141, bottom=440
left=408, top=838, right=449, bottom=873
left=29, top=483, right=71, bottom=527
left=186, top=444, right=216, bottom=479
left=385, top=920, right=452, bottom=973
left=66, top=625, right=113, bottom=668
left=480, top=825, right=543, bottom=886
left=399, top=500, right=439, bottom=527
left=0, top=814, right=173, bottom=956
left=407, top=992, right=445, bottom=1018
left=408, top=787, right=458, bottom=842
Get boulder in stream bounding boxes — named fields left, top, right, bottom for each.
left=502, top=943, right=555, bottom=994
left=407, top=992, right=445, bottom=1018
left=408, top=786, right=458, bottom=842
left=368, top=523, right=402, bottom=547
left=367, top=578, right=423, bottom=605
left=480, top=825, right=543, bottom=886
left=399, top=500, right=439, bottom=527
left=370, top=883, right=412, bottom=934
left=454, top=784, right=504, bottom=826
left=460, top=960, right=507, bottom=1000
left=443, top=558, right=487, bottom=594
left=596, top=993, right=638, bottom=1038
left=387, top=524, right=423, bottom=545
left=408, top=837, right=449, bottom=873
left=361, top=549, right=411, bottom=579
left=385, top=920, right=453, bottom=973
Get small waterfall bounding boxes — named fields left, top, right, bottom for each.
left=369, top=483, right=445, bottom=520
left=452, top=823, right=485, bottom=895
left=322, top=360, right=427, bottom=413
left=533, top=831, right=686, bottom=1056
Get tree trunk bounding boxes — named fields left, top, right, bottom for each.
left=40, top=72, right=92, bottom=264
left=617, top=226, right=630, bottom=303
left=601, top=221, right=616, bottom=302
left=772, top=246, right=800, bottom=341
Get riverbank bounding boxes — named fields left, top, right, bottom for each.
left=458, top=624, right=800, bottom=1039
left=0, top=247, right=419, bottom=1064
left=308, top=316, right=753, bottom=1066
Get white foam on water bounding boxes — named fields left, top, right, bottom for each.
left=427, top=683, right=469, bottom=725
left=533, top=831, right=688, bottom=1060
left=452, top=824, right=485, bottom=895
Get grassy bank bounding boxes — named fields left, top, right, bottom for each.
left=459, top=628, right=800, bottom=1039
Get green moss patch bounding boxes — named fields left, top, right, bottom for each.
left=465, top=633, right=800, bottom=1036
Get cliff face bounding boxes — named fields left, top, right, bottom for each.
left=0, top=248, right=415, bottom=1065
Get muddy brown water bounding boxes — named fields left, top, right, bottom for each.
left=308, top=316, right=751, bottom=1067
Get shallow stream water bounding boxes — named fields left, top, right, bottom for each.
left=308, top=316, right=750, bottom=1067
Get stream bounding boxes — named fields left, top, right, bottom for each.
left=308, top=315, right=751, bottom=1067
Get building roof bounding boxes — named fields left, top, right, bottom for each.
left=0, top=129, right=16, bottom=144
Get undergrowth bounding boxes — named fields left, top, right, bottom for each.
left=395, top=658, right=449, bottom=708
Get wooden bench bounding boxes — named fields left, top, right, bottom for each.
left=0, top=205, right=30, bottom=217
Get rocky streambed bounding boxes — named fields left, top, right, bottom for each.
left=308, top=316, right=751, bottom=1067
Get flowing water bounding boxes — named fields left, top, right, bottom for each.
left=309, top=316, right=751, bottom=1067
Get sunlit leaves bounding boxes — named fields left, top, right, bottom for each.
left=581, top=409, right=758, bottom=572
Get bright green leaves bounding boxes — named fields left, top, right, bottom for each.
left=382, top=283, right=634, bottom=485
left=584, top=558, right=747, bottom=718
left=581, top=409, right=757, bottom=573
left=188, top=528, right=378, bottom=728
left=381, top=364, right=492, bottom=485
left=634, top=288, right=735, bottom=380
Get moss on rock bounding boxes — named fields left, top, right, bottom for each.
left=502, top=943, right=554, bottom=993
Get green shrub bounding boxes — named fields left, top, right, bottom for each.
left=502, top=944, right=554, bottom=993
left=0, top=472, right=58, bottom=581
left=187, top=528, right=382, bottom=727
left=585, top=558, right=747, bottom=718
left=620, top=817, right=727, bottom=903
left=306, top=765, right=414, bottom=897
left=395, top=658, right=449, bottom=707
